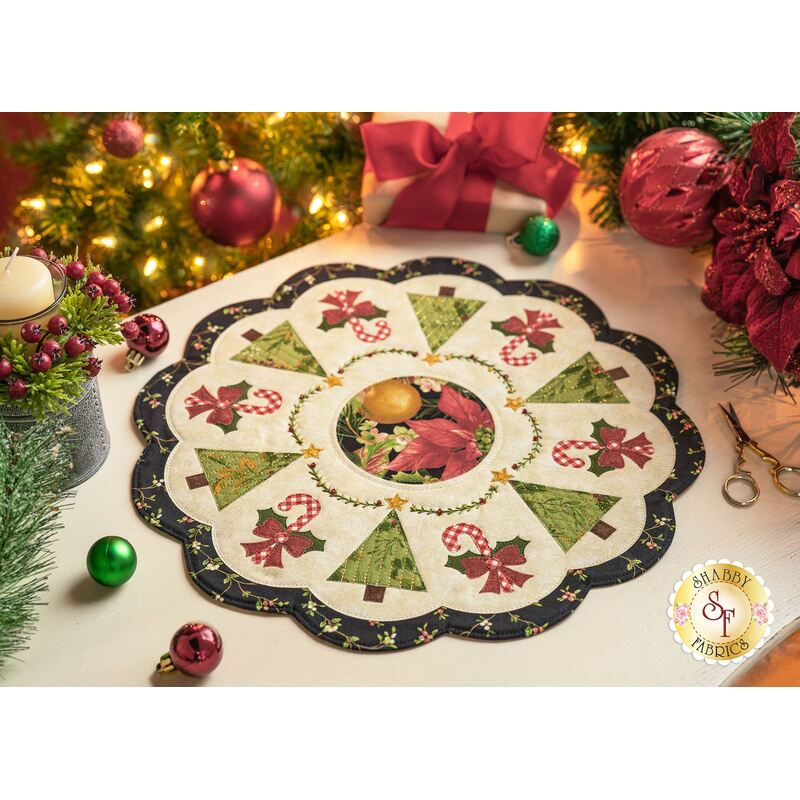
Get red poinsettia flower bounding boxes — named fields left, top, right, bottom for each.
left=597, top=426, right=654, bottom=470
left=185, top=385, right=244, bottom=426
left=241, top=518, right=313, bottom=568
left=386, top=385, right=494, bottom=480
left=321, top=290, right=376, bottom=326
left=703, top=112, right=800, bottom=375
left=500, top=309, right=562, bottom=348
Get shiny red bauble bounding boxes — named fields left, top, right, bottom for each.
left=619, top=128, right=732, bottom=247
left=102, top=118, right=145, bottom=159
left=124, top=313, right=169, bottom=370
left=159, top=622, right=223, bottom=678
left=190, top=157, right=280, bottom=247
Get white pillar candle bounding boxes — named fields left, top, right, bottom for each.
left=0, top=253, right=56, bottom=322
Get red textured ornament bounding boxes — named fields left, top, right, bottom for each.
left=619, top=128, right=733, bottom=247
left=190, top=157, right=280, bottom=247
left=156, top=622, right=223, bottom=678
left=102, top=118, right=144, bottom=158
left=124, top=313, right=169, bottom=371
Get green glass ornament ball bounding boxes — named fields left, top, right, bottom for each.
left=86, top=536, right=137, bottom=587
left=519, top=215, right=560, bottom=256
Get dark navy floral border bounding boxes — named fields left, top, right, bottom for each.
left=132, top=257, right=704, bottom=652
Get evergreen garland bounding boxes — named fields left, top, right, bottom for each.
left=0, top=421, right=72, bottom=670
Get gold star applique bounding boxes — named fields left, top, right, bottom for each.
left=505, top=396, right=524, bottom=411
left=324, top=375, right=343, bottom=388
left=384, top=493, right=408, bottom=510
left=421, top=353, right=442, bottom=366
left=302, top=444, right=322, bottom=459
left=491, top=469, right=511, bottom=484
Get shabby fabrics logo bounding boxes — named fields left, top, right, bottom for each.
left=668, top=560, right=773, bottom=665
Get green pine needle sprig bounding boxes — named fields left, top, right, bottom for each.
left=0, top=421, right=73, bottom=670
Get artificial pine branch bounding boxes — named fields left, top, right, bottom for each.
left=0, top=421, right=73, bottom=670
left=713, top=324, right=797, bottom=400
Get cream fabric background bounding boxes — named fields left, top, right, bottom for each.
left=162, top=273, right=674, bottom=621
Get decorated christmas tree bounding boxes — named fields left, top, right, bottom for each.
left=190, top=449, right=301, bottom=510
left=511, top=480, right=620, bottom=551
left=328, top=510, right=426, bottom=602
left=233, top=321, right=324, bottom=375
left=5, top=113, right=365, bottom=307
left=527, top=353, right=628, bottom=404
left=407, top=291, right=485, bottom=352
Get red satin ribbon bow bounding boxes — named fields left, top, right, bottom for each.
left=321, top=290, right=376, bottom=326
left=241, top=518, right=314, bottom=569
left=460, top=545, right=533, bottom=594
left=361, top=112, right=578, bottom=231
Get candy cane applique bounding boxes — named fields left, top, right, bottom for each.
left=442, top=523, right=532, bottom=594
left=319, top=290, right=391, bottom=343
left=495, top=309, right=562, bottom=367
left=241, top=493, right=324, bottom=568
left=552, top=420, right=654, bottom=477
left=185, top=382, right=282, bottom=433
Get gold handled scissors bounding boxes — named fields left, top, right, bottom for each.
left=719, top=402, right=800, bottom=507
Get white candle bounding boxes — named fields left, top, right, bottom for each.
left=0, top=253, right=56, bottom=322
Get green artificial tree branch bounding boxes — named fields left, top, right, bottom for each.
left=0, top=421, right=73, bottom=670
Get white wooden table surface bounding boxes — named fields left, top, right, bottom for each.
left=6, top=194, right=800, bottom=686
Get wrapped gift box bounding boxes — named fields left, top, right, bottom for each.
left=361, top=112, right=577, bottom=233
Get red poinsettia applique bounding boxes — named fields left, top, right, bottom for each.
left=386, top=385, right=494, bottom=480
left=703, top=112, right=800, bottom=375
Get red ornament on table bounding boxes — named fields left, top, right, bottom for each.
left=124, top=313, right=169, bottom=371
left=190, top=157, right=280, bottom=247
left=619, top=128, right=733, bottom=247
left=102, top=117, right=144, bottom=158
left=156, top=622, right=223, bottom=678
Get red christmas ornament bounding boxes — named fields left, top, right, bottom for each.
left=619, top=128, right=733, bottom=247
left=190, top=157, right=280, bottom=247
left=156, top=622, right=223, bottom=678
left=102, top=118, right=145, bottom=159
left=124, top=313, right=169, bottom=371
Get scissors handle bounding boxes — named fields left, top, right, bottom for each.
left=772, top=465, right=800, bottom=497
left=722, top=472, right=760, bottom=507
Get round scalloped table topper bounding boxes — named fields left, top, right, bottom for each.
left=133, top=257, right=704, bottom=652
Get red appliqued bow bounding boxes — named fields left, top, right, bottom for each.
left=498, top=310, right=562, bottom=366
left=185, top=384, right=282, bottom=427
left=241, top=518, right=314, bottom=568
left=460, top=546, right=534, bottom=595
left=361, top=112, right=578, bottom=230
left=442, top=523, right=533, bottom=594
left=596, top=427, right=654, bottom=470
left=321, top=290, right=377, bottom=326
left=185, top=385, right=244, bottom=427
left=320, top=290, right=391, bottom=343
left=241, top=494, right=322, bottom=569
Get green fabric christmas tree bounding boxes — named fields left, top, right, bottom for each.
left=194, top=449, right=301, bottom=510
left=232, top=321, right=324, bottom=376
left=510, top=480, right=620, bottom=552
left=407, top=293, right=485, bottom=352
left=527, top=353, right=628, bottom=404
left=328, top=510, right=426, bottom=602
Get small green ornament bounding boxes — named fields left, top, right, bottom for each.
left=519, top=215, right=560, bottom=256
left=86, top=536, right=137, bottom=587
